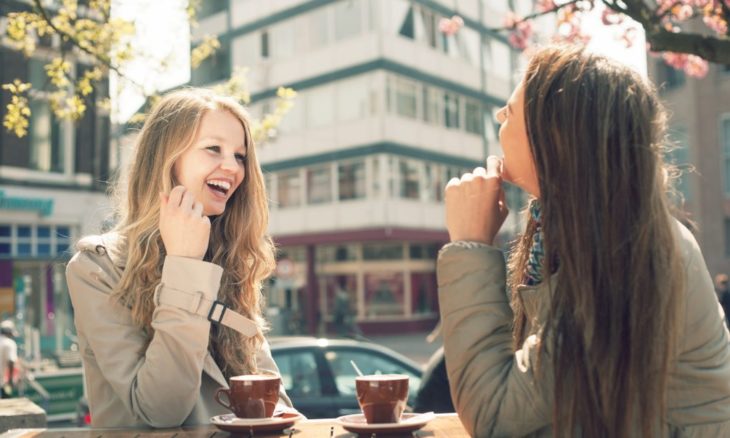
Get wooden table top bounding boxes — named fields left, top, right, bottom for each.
left=3, top=413, right=469, bottom=438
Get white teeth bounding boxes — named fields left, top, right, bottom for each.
left=207, top=179, right=231, bottom=191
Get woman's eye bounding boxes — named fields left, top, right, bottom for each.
left=235, top=154, right=247, bottom=164
left=206, top=145, right=221, bottom=153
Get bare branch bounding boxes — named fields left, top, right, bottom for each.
left=646, top=28, right=730, bottom=65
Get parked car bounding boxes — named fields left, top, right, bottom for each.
left=269, top=337, right=423, bottom=419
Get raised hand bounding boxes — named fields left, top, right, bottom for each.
left=445, top=156, right=509, bottom=245
left=159, top=185, right=211, bottom=260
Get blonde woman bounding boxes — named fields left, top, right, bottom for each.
left=66, top=88, right=294, bottom=428
left=439, top=45, right=730, bottom=436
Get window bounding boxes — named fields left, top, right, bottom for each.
left=338, top=161, right=366, bottom=200
left=191, top=40, right=229, bottom=85
left=261, top=31, right=269, bottom=58
left=270, top=21, right=295, bottom=59
left=411, top=271, right=438, bottom=315
left=29, top=59, right=63, bottom=173
left=444, top=92, right=460, bottom=129
left=422, top=86, right=442, bottom=125
left=0, top=224, right=73, bottom=258
left=667, top=127, right=691, bottom=201
left=309, top=8, right=330, bottom=48
left=394, top=78, right=418, bottom=119
left=271, top=350, right=322, bottom=397
left=317, top=244, right=358, bottom=263
left=399, top=159, right=420, bottom=199
left=277, top=170, right=301, bottom=208
left=307, top=165, right=332, bottom=204
left=658, top=60, right=685, bottom=90
left=465, top=100, right=482, bottom=134
left=398, top=5, right=415, bottom=39
left=337, top=76, right=371, bottom=121
left=324, top=348, right=421, bottom=400
left=364, top=272, right=404, bottom=316
left=197, top=0, right=226, bottom=19
left=723, top=117, right=730, bottom=196
left=363, top=243, right=403, bottom=260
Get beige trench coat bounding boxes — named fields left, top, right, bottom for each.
left=65, top=233, right=293, bottom=428
left=437, top=221, right=730, bottom=437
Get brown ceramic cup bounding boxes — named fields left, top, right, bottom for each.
left=355, top=374, right=409, bottom=424
left=214, top=374, right=281, bottom=418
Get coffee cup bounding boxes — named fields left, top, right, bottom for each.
left=214, top=374, right=281, bottom=418
left=355, top=374, right=409, bottom=424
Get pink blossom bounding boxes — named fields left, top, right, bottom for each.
left=703, top=13, right=728, bottom=34
left=536, top=0, right=557, bottom=12
left=504, top=13, right=534, bottom=50
left=662, top=52, right=709, bottom=78
left=438, top=15, right=464, bottom=36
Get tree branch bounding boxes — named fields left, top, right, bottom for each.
left=646, top=28, right=730, bottom=65
left=31, top=0, right=147, bottom=94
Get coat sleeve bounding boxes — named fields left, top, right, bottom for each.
left=437, top=243, right=553, bottom=437
left=66, top=250, right=223, bottom=428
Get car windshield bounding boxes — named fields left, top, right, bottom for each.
left=324, top=348, right=422, bottom=400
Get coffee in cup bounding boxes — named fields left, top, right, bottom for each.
left=214, top=374, right=281, bottom=418
left=355, top=374, right=409, bottom=424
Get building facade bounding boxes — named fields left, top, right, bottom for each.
left=191, top=0, right=521, bottom=335
left=0, top=0, right=112, bottom=360
left=648, top=53, right=730, bottom=278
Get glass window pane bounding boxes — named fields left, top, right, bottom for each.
left=444, top=93, right=460, bottom=129
left=363, top=243, right=403, bottom=260
left=324, top=348, right=421, bottom=400
left=277, top=171, right=301, bottom=208
left=0, top=243, right=10, bottom=255
left=56, top=226, right=71, bottom=238
left=399, top=159, right=420, bottom=199
left=18, top=226, right=31, bottom=238
left=18, top=243, right=32, bottom=256
left=395, top=78, right=417, bottom=119
left=364, top=272, right=405, bottom=316
left=411, top=271, right=438, bottom=315
left=338, top=161, right=366, bottom=200
left=271, top=350, right=322, bottom=397
left=309, top=7, right=330, bottom=48
left=307, top=86, right=335, bottom=128
left=465, top=100, right=482, bottom=134
left=0, top=226, right=10, bottom=237
left=57, top=243, right=70, bottom=255
left=307, top=165, right=332, bottom=204
left=37, top=226, right=51, bottom=238
left=337, top=76, right=370, bottom=121
left=38, top=243, right=51, bottom=256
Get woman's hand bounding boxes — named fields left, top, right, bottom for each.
left=159, top=185, right=210, bottom=260
left=445, top=156, right=509, bottom=245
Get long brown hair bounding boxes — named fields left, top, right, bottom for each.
left=507, top=45, right=684, bottom=436
left=110, top=88, right=275, bottom=376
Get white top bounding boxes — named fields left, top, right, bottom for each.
left=0, top=336, right=18, bottom=383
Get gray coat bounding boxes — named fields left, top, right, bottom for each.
left=437, top=222, right=730, bottom=437
left=66, top=233, right=292, bottom=428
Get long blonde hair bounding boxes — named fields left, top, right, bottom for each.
left=507, top=46, right=684, bottom=436
left=111, top=88, right=275, bottom=376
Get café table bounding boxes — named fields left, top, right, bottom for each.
left=1, top=413, right=470, bottom=438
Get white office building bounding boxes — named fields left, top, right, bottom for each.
left=191, top=0, right=521, bottom=335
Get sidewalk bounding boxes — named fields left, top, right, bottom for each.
left=367, top=332, right=442, bottom=367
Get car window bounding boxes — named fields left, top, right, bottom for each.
left=324, top=349, right=422, bottom=400
left=273, top=349, right=322, bottom=397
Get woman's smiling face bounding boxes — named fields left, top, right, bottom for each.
left=173, top=108, right=247, bottom=216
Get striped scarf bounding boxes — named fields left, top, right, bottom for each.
left=524, top=200, right=545, bottom=286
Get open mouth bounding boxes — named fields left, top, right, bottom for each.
left=206, top=179, right=231, bottom=197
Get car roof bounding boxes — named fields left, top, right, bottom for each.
left=267, top=336, right=424, bottom=373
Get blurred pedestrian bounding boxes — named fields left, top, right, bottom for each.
left=0, top=320, right=18, bottom=399
left=438, top=44, right=730, bottom=437
left=332, top=278, right=362, bottom=339
left=715, top=273, right=730, bottom=326
left=65, top=88, right=297, bottom=428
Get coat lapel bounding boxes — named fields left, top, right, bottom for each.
left=204, top=353, right=228, bottom=388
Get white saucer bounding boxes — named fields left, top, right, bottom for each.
left=336, top=412, right=435, bottom=434
left=210, top=412, right=304, bottom=433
